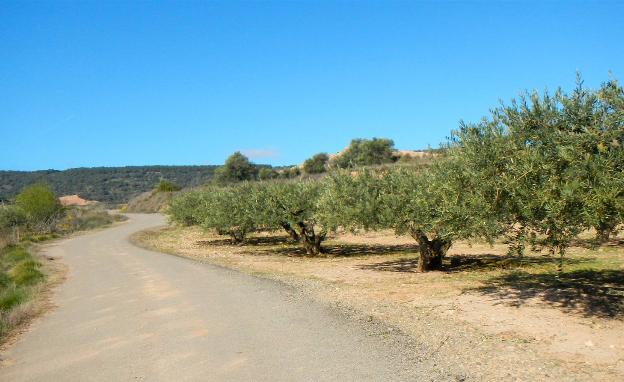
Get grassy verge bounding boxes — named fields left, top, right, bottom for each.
left=0, top=245, right=47, bottom=340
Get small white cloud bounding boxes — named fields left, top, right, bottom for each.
left=240, top=148, right=279, bottom=159
left=63, top=114, right=76, bottom=122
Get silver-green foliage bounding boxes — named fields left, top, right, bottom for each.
left=319, top=159, right=500, bottom=271
left=260, top=180, right=325, bottom=255
left=168, top=190, right=206, bottom=227
left=170, top=184, right=260, bottom=244
left=456, top=77, right=624, bottom=266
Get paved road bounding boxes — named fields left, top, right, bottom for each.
left=1, top=214, right=421, bottom=381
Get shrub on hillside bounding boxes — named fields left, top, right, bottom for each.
left=57, top=206, right=125, bottom=233
left=156, top=179, right=181, bottom=192
left=258, top=167, right=278, bottom=180
left=303, top=153, right=329, bottom=174
left=331, top=138, right=396, bottom=169
left=14, top=184, right=62, bottom=233
left=214, top=152, right=259, bottom=183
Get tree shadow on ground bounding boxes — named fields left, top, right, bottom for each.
left=570, top=236, right=624, bottom=249
left=358, top=254, right=591, bottom=273
left=473, top=269, right=624, bottom=319
left=196, top=235, right=294, bottom=247
left=266, top=242, right=421, bottom=258
left=194, top=236, right=420, bottom=258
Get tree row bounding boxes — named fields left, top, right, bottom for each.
left=169, top=77, right=624, bottom=272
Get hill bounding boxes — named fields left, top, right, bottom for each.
left=0, top=166, right=218, bottom=204
left=123, top=190, right=176, bottom=213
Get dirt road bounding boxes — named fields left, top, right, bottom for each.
left=0, top=214, right=424, bottom=381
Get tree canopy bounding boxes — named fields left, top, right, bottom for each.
left=15, top=184, right=61, bottom=229
left=214, top=152, right=259, bottom=184
left=331, top=138, right=396, bottom=168
left=303, top=153, right=329, bottom=174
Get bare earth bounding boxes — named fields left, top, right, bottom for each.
left=133, top=223, right=624, bottom=381
left=1, top=214, right=440, bottom=382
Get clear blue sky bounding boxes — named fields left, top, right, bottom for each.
left=1, top=1, right=623, bottom=170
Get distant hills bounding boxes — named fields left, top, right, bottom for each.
left=0, top=140, right=437, bottom=205
left=0, top=166, right=218, bottom=204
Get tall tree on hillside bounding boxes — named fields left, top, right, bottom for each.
left=303, top=153, right=329, bottom=174
left=332, top=138, right=396, bottom=169
left=214, top=152, right=259, bottom=183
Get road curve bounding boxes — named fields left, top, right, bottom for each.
left=1, top=214, right=422, bottom=381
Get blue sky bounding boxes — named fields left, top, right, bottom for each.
left=1, top=1, right=623, bottom=170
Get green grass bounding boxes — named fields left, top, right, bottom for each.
left=0, top=245, right=45, bottom=339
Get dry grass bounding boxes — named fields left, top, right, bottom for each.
left=124, top=190, right=175, bottom=213
left=132, top=226, right=624, bottom=381
left=0, top=245, right=65, bottom=347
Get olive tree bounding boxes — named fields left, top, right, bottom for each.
left=578, top=79, right=624, bottom=242
left=318, top=169, right=388, bottom=233
left=249, top=181, right=300, bottom=241
left=471, top=78, right=624, bottom=267
left=319, top=161, right=501, bottom=272
left=261, top=180, right=326, bottom=255
left=168, top=189, right=206, bottom=226
left=169, top=184, right=261, bottom=244
left=198, top=183, right=260, bottom=244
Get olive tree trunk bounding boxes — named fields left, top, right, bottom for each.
left=410, top=228, right=451, bottom=272
left=228, top=230, right=246, bottom=245
left=296, top=222, right=325, bottom=256
left=595, top=222, right=617, bottom=244
left=281, top=222, right=300, bottom=242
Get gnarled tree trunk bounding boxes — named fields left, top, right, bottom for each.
left=296, top=222, right=325, bottom=256
left=281, top=222, right=300, bottom=242
left=595, top=222, right=616, bottom=244
left=409, top=228, right=451, bottom=272
left=228, top=230, right=246, bottom=245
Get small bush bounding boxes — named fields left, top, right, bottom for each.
left=258, top=167, right=278, bottom=180
left=156, top=179, right=182, bottom=192
left=15, top=183, right=62, bottom=232
left=303, top=153, right=329, bottom=174
left=56, top=206, right=122, bottom=232
left=331, top=138, right=396, bottom=169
